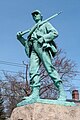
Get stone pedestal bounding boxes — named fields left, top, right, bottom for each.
left=10, top=103, right=80, bottom=120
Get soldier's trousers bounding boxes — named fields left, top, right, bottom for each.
left=29, top=41, right=62, bottom=87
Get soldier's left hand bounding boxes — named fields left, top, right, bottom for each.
left=16, top=31, right=22, bottom=40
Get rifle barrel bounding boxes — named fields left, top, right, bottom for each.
left=20, top=11, right=62, bottom=36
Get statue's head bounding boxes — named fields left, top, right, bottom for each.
left=31, top=10, right=43, bottom=22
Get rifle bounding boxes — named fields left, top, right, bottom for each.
left=18, top=11, right=62, bottom=37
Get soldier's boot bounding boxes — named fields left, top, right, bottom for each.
left=23, top=73, right=40, bottom=100
left=56, top=82, right=66, bottom=101
left=22, top=85, right=40, bottom=103
left=17, top=86, right=40, bottom=106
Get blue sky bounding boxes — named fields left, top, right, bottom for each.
left=0, top=0, right=80, bottom=95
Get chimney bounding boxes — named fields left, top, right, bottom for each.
left=72, top=90, right=79, bottom=100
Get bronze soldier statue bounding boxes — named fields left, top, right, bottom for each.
left=17, top=10, right=66, bottom=106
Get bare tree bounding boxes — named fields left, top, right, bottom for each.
left=1, top=72, right=26, bottom=117
left=0, top=88, right=6, bottom=120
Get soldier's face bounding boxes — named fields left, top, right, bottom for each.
left=33, top=12, right=41, bottom=22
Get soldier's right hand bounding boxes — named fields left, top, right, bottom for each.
left=16, top=31, right=22, bottom=40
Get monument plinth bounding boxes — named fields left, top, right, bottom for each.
left=10, top=103, right=80, bottom=120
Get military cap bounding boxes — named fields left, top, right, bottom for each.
left=31, top=10, right=41, bottom=16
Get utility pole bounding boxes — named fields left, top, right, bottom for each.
left=23, top=61, right=31, bottom=96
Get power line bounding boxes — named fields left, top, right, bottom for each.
left=0, top=69, right=25, bottom=74
left=0, top=60, right=26, bottom=68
